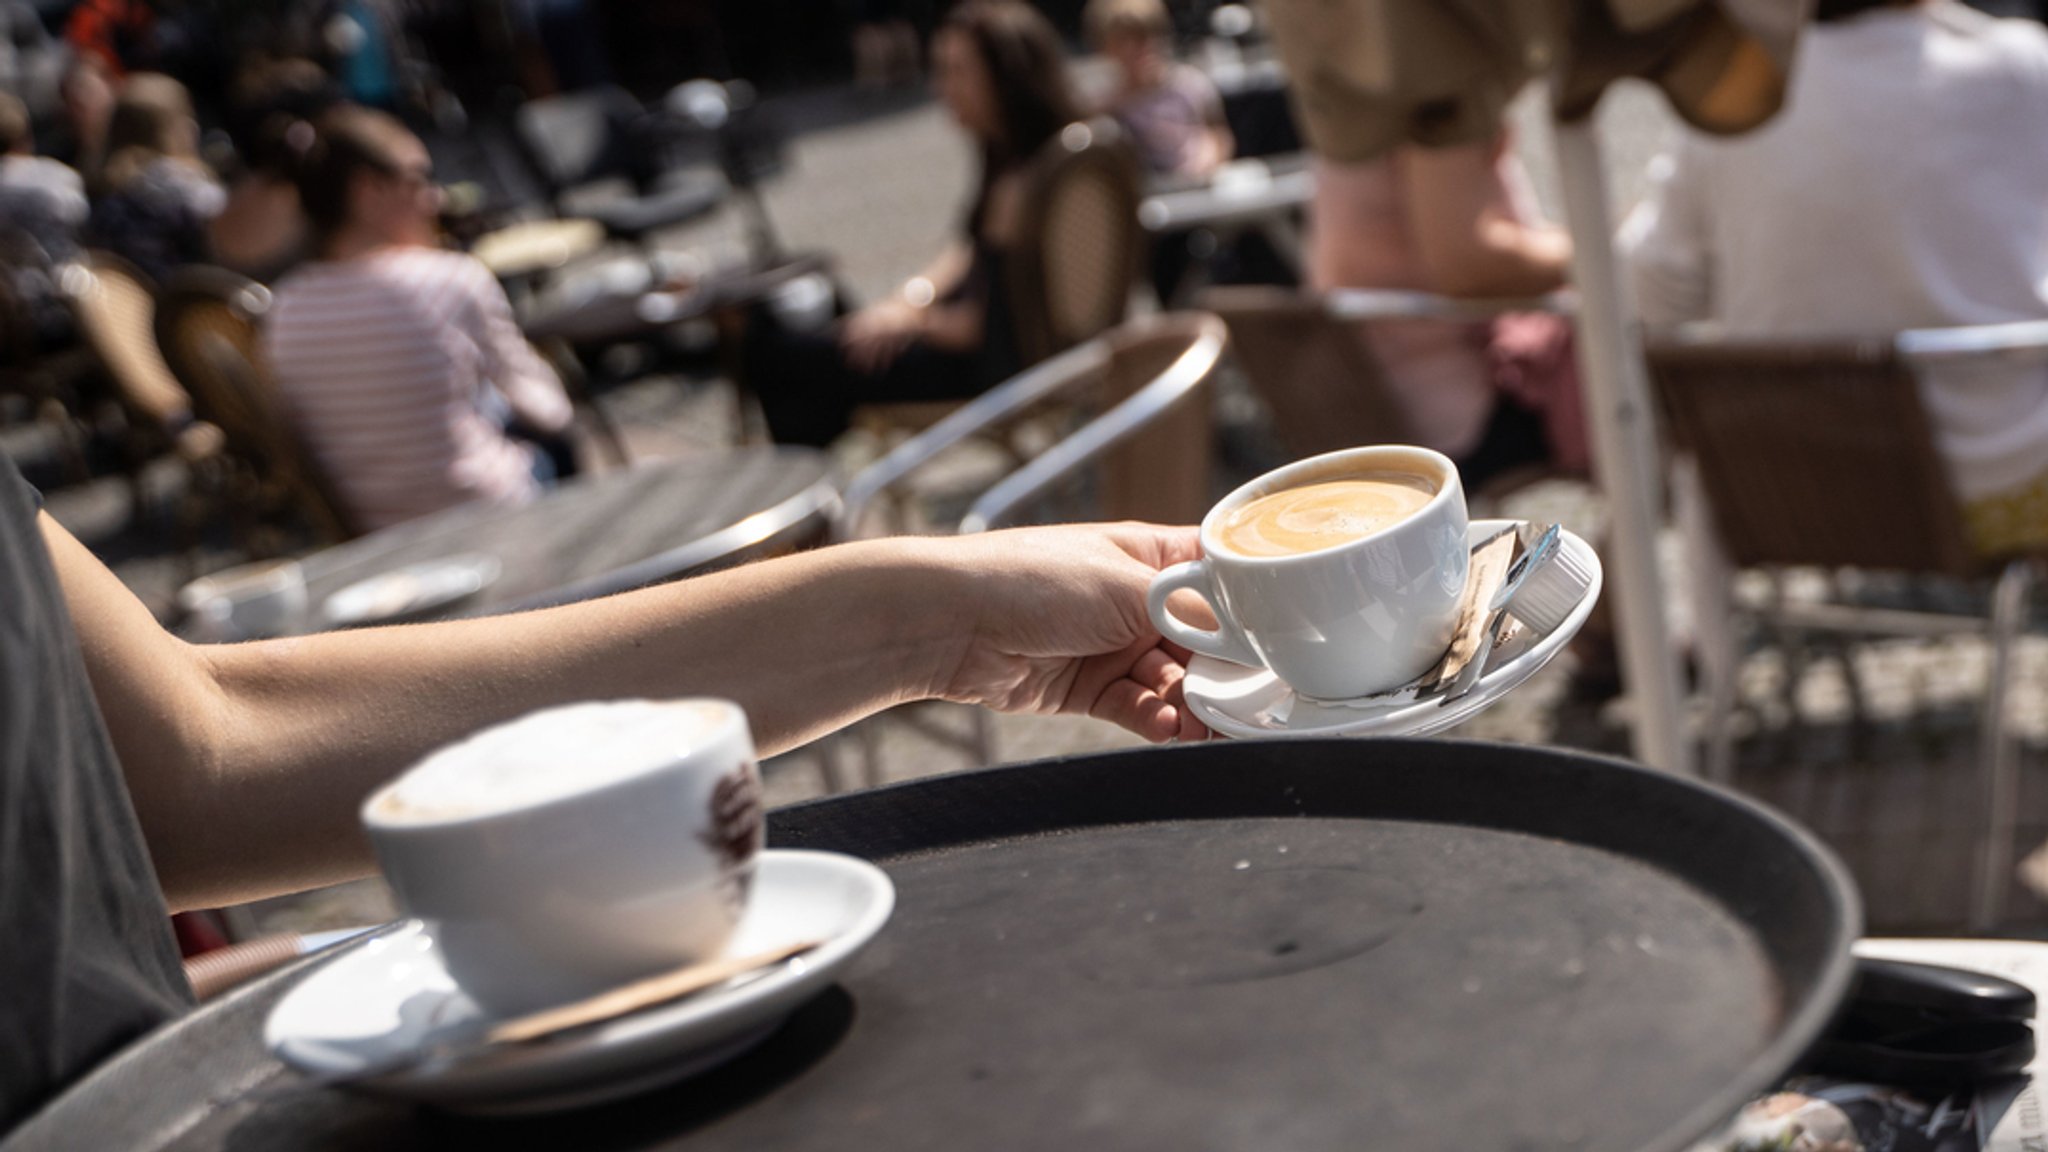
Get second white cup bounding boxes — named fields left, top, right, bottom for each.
left=361, top=698, right=765, bottom=1016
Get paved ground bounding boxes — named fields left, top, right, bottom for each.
left=20, top=76, right=2045, bottom=939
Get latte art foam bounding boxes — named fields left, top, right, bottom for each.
left=1219, top=476, right=1435, bottom=557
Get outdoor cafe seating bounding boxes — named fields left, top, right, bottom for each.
left=12, top=0, right=2048, bottom=1147
left=1652, top=322, right=2048, bottom=932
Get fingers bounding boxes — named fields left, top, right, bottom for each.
left=1130, top=645, right=1184, bottom=701
left=1084, top=642, right=1213, bottom=744
left=1090, top=676, right=1179, bottom=741
left=1100, top=521, right=1203, bottom=570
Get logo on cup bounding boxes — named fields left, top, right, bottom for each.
left=704, top=762, right=764, bottom=911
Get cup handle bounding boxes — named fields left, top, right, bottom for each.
left=1147, top=560, right=1261, bottom=667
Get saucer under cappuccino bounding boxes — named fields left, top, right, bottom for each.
left=1217, top=474, right=1436, bottom=558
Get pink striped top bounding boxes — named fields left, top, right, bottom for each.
left=264, top=247, right=573, bottom=531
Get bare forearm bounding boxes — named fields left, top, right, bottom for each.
left=918, top=301, right=984, bottom=351
left=1447, top=218, right=1570, bottom=298
left=116, top=538, right=966, bottom=908
left=914, top=241, right=973, bottom=298
left=53, top=512, right=1198, bottom=912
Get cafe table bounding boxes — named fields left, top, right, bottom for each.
left=470, top=218, right=608, bottom=287
left=0, top=740, right=1869, bottom=1152
left=522, top=253, right=834, bottom=350
left=267, top=447, right=836, bottom=636
left=1138, top=154, right=1313, bottom=293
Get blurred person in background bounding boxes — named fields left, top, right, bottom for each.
left=0, top=91, right=86, bottom=350
left=264, top=105, right=576, bottom=531
left=1261, top=0, right=1578, bottom=492
left=42, top=52, right=114, bottom=179
left=208, top=58, right=336, bottom=282
left=0, top=1, right=65, bottom=128
left=1302, top=135, right=1576, bottom=492
left=1085, top=0, right=1232, bottom=303
left=850, top=0, right=921, bottom=91
left=0, top=91, right=86, bottom=257
left=62, top=0, right=153, bottom=76
left=1623, top=0, right=2048, bottom=556
left=318, top=0, right=401, bottom=109
left=740, top=0, right=1079, bottom=447
left=1087, top=0, right=1230, bottom=182
left=86, top=72, right=223, bottom=283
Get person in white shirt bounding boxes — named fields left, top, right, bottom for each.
left=265, top=105, right=575, bottom=531
left=1622, top=0, right=2048, bottom=556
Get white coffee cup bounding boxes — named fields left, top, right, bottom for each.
left=1147, top=445, right=1469, bottom=700
left=361, top=698, right=765, bottom=1016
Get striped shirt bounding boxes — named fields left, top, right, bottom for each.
left=264, top=247, right=573, bottom=530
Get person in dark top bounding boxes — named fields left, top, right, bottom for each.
left=41, top=52, right=116, bottom=179
left=207, top=59, right=337, bottom=284
left=86, top=72, right=224, bottom=284
left=0, top=445, right=1210, bottom=1133
left=739, top=0, right=1080, bottom=447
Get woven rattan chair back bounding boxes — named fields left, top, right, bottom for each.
left=1649, top=339, right=1977, bottom=577
left=156, top=267, right=356, bottom=540
left=1199, top=285, right=1419, bottom=457
left=1007, top=119, right=1142, bottom=366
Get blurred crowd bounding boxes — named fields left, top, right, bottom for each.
left=9, top=0, right=2048, bottom=1135
left=2, top=0, right=2045, bottom=556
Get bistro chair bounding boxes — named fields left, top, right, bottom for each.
left=1649, top=323, right=2048, bottom=931
left=155, top=267, right=359, bottom=548
left=829, top=312, right=1227, bottom=787
left=849, top=118, right=1144, bottom=446
left=1006, top=119, right=1146, bottom=367
left=64, top=252, right=227, bottom=539
left=1199, top=284, right=1570, bottom=502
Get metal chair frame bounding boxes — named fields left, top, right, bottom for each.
left=1198, top=284, right=1572, bottom=499
left=1650, top=320, right=2048, bottom=930
left=829, top=313, right=1229, bottom=787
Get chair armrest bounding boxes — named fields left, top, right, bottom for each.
left=834, top=339, right=1113, bottom=540
left=959, top=318, right=1227, bottom=534
left=1896, top=320, right=2048, bottom=365
left=1321, top=287, right=1573, bottom=322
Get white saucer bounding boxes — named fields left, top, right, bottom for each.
left=321, top=554, right=502, bottom=628
left=1181, top=520, right=1602, bottom=740
left=265, top=850, right=894, bottom=1114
